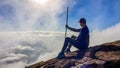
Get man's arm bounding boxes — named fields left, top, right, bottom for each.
left=66, top=25, right=81, bottom=32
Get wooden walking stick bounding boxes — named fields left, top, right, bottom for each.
left=65, top=7, right=69, bottom=39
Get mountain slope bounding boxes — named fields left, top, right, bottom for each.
left=26, top=40, right=120, bottom=68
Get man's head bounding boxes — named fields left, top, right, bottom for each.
left=79, top=18, right=86, bottom=27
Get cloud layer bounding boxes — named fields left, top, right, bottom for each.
left=90, top=22, right=120, bottom=46
left=0, top=31, right=65, bottom=68
left=0, top=22, right=120, bottom=68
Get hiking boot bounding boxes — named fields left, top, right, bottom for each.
left=56, top=52, right=65, bottom=59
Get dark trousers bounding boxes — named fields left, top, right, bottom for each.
left=61, top=37, right=82, bottom=52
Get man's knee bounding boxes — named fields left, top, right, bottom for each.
left=65, top=37, right=70, bottom=40
left=65, top=37, right=72, bottom=42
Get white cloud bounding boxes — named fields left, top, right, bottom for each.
left=0, top=31, right=65, bottom=68
left=90, top=22, right=120, bottom=46
left=0, top=0, right=67, bottom=31
left=0, top=61, right=26, bottom=68
left=0, top=53, right=27, bottom=64
left=12, top=45, right=34, bottom=51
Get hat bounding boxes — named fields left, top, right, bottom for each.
left=79, top=18, right=86, bottom=23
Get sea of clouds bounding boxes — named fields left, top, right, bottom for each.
left=0, top=31, right=65, bottom=68
left=0, top=22, right=120, bottom=68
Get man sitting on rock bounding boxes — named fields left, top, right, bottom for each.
left=57, top=18, right=89, bottom=59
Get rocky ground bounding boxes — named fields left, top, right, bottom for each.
left=26, top=40, right=120, bottom=68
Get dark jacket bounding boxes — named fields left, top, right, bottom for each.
left=68, top=25, right=89, bottom=48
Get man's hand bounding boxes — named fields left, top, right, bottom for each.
left=71, top=35, right=77, bottom=39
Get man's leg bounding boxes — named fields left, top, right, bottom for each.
left=66, top=44, right=72, bottom=52
left=57, top=37, right=72, bottom=59
left=61, top=37, right=72, bottom=52
left=66, top=36, right=76, bottom=52
left=57, top=37, right=75, bottom=59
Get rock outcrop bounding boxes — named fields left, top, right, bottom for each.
left=26, top=40, right=120, bottom=68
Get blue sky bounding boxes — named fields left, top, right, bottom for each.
left=0, top=0, right=120, bottom=31
left=59, top=0, right=120, bottom=31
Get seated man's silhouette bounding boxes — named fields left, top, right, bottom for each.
left=57, top=18, right=89, bottom=59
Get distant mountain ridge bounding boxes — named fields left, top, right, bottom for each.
left=26, top=40, right=120, bottom=68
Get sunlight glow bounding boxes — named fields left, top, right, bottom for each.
left=34, top=0, right=48, bottom=5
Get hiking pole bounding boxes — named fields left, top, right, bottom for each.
left=65, top=7, right=69, bottom=39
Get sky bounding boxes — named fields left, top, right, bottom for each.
left=67, top=0, right=120, bottom=31
left=0, top=0, right=120, bottom=32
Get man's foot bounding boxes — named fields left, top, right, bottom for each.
left=65, top=49, right=71, bottom=53
left=56, top=52, right=65, bottom=59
